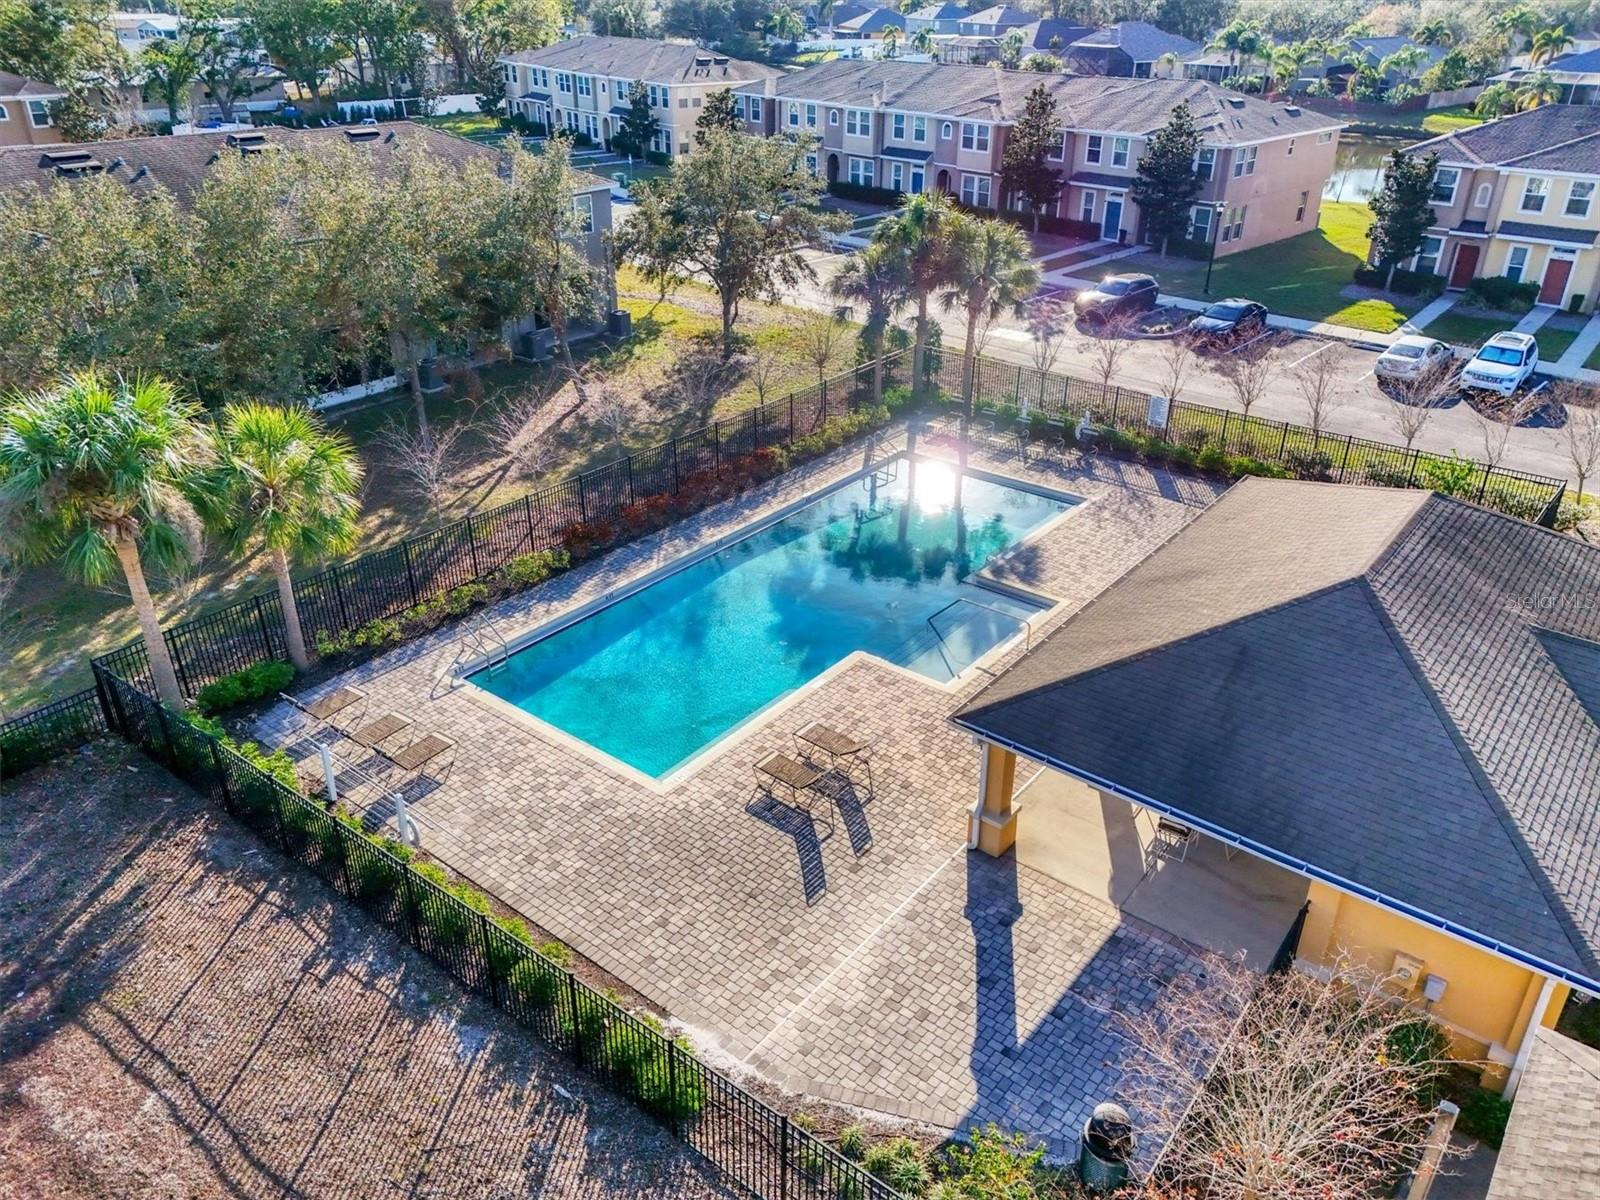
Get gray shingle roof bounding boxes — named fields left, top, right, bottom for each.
left=749, top=59, right=1340, bottom=142
left=1069, top=20, right=1199, bottom=61
left=1497, top=220, right=1600, bottom=246
left=0, top=122, right=613, bottom=204
left=907, top=2, right=969, bottom=17
left=1487, top=1028, right=1600, bottom=1200
left=499, top=35, right=782, bottom=84
left=0, top=68, right=65, bottom=99
left=1412, top=104, right=1600, bottom=174
left=837, top=7, right=906, bottom=33
left=954, top=478, right=1600, bottom=988
left=1546, top=46, right=1600, bottom=74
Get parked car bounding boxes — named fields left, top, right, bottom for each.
left=1461, top=332, right=1539, bottom=396
left=1074, top=274, right=1160, bottom=326
left=1374, top=335, right=1455, bottom=382
left=1186, top=298, right=1269, bottom=344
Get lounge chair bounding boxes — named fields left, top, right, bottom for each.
left=305, top=685, right=366, bottom=725
left=793, top=722, right=874, bottom=797
left=751, top=750, right=833, bottom=833
left=384, top=731, right=456, bottom=779
left=349, top=712, right=412, bottom=751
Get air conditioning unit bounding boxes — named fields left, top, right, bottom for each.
left=1390, top=951, right=1425, bottom=989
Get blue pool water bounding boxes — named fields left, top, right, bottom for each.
left=470, top=459, right=1070, bottom=777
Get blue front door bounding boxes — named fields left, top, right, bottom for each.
left=1103, top=194, right=1123, bottom=240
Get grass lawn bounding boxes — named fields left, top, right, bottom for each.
left=1535, top=324, right=1581, bottom=364
left=1420, top=106, right=1486, bottom=134
left=0, top=266, right=862, bottom=712
left=1125, top=201, right=1424, bottom=333
left=418, top=111, right=505, bottom=138
left=1586, top=342, right=1600, bottom=371
left=1422, top=310, right=1513, bottom=349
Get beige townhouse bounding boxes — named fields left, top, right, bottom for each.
left=1407, top=105, right=1600, bottom=312
left=732, top=59, right=1342, bottom=255
left=0, top=70, right=67, bottom=147
left=497, top=35, right=781, bottom=159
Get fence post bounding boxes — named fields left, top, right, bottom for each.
left=400, top=865, right=422, bottom=948
left=467, top=520, right=481, bottom=581
left=1015, top=363, right=1024, bottom=403
left=577, top=473, right=588, bottom=523
left=252, top=594, right=275, bottom=661
left=624, top=455, right=636, bottom=507
left=153, top=701, right=179, bottom=768
left=209, top=738, right=234, bottom=815
left=788, top=395, right=795, bottom=443
left=1405, top=448, right=1420, bottom=488
left=567, top=971, right=585, bottom=1065
left=1476, top=463, right=1491, bottom=503
left=779, top=1114, right=792, bottom=1200
left=401, top=541, right=420, bottom=608
left=479, top=912, right=501, bottom=1008
left=666, top=1038, right=682, bottom=1139
left=1278, top=424, right=1289, bottom=459
left=748, top=408, right=758, bottom=451
left=522, top=493, right=536, bottom=552
left=712, top=422, right=721, bottom=474
left=1219, top=410, right=1231, bottom=450
left=91, top=663, right=119, bottom=734
left=1338, top=435, right=1355, bottom=482
left=672, top=437, right=681, bottom=492
left=329, top=568, right=352, bottom=632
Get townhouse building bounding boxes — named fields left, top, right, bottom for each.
left=497, top=36, right=781, bottom=158
left=1407, top=105, right=1600, bottom=312
left=734, top=59, right=1343, bottom=256
left=0, top=70, right=66, bottom=147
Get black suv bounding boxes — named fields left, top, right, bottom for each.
left=1074, top=274, right=1160, bottom=327
left=1186, top=298, right=1269, bottom=344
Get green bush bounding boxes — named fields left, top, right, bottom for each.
left=507, top=955, right=564, bottom=1009
left=862, top=1138, right=929, bottom=1196
left=1455, top=1088, right=1513, bottom=1148
left=502, top=548, right=569, bottom=586
left=838, top=1124, right=866, bottom=1160
left=1418, top=453, right=1481, bottom=498
left=410, top=861, right=489, bottom=945
left=194, top=659, right=296, bottom=715
left=882, top=384, right=914, bottom=414
left=1464, top=275, right=1539, bottom=313
left=936, top=1125, right=1064, bottom=1198
left=775, top=406, right=892, bottom=469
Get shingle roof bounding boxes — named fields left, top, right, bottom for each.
left=907, top=1, right=970, bottom=16
left=1020, top=19, right=1093, bottom=52
left=961, top=5, right=1032, bottom=28
left=1068, top=20, right=1199, bottom=61
left=748, top=60, right=1340, bottom=143
left=0, top=122, right=613, bottom=203
left=1487, top=1028, right=1600, bottom=1200
left=954, top=478, right=1600, bottom=988
left=1411, top=104, right=1600, bottom=174
left=0, top=69, right=66, bottom=99
left=1546, top=46, right=1600, bottom=74
left=1497, top=219, right=1600, bottom=245
left=836, top=7, right=906, bottom=33
left=499, top=35, right=782, bottom=84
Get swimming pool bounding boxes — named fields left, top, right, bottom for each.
left=468, top=459, right=1071, bottom=778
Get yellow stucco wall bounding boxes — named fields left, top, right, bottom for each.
left=1297, top=881, right=1568, bottom=1090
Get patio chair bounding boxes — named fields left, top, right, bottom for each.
left=383, top=730, right=456, bottom=780
left=304, top=685, right=366, bottom=725
left=792, top=721, right=874, bottom=798
left=1142, top=814, right=1196, bottom=877
left=750, top=750, right=834, bottom=834
left=349, top=711, right=413, bottom=752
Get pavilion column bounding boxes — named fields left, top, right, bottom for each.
left=971, top=742, right=1021, bottom=857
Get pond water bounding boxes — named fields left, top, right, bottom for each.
left=1321, top=134, right=1419, bottom=202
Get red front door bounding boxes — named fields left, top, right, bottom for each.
left=1449, top=243, right=1480, bottom=290
left=1539, top=257, right=1574, bottom=306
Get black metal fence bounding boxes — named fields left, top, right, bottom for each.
left=0, top=687, right=109, bottom=779
left=90, top=665, right=900, bottom=1200
left=97, top=354, right=905, bottom=696
left=938, top=355, right=1569, bottom=528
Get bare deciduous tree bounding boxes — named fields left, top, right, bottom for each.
left=588, top=384, right=631, bottom=450
left=1119, top=958, right=1459, bottom=1200
left=1081, top=311, right=1138, bottom=393
left=799, top=310, right=847, bottom=391
left=1156, top=335, right=1196, bottom=406
left=1210, top=336, right=1275, bottom=421
left=1385, top=365, right=1456, bottom=452
left=1294, top=344, right=1345, bottom=439
left=1556, top=379, right=1600, bottom=500
left=1472, top=389, right=1542, bottom=471
left=1026, top=296, right=1071, bottom=376
left=375, top=416, right=473, bottom=516
left=746, top=342, right=785, bottom=408
left=480, top=384, right=555, bottom=480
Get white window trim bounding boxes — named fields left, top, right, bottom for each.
left=1473, top=182, right=1492, bottom=208
left=1505, top=244, right=1530, bottom=282
left=1432, top=167, right=1459, bottom=206
left=0, top=102, right=9, bottom=122
left=1085, top=134, right=1103, bottom=164
left=1195, top=147, right=1215, bottom=181
left=829, top=107, right=840, bottom=125
left=27, top=98, right=52, bottom=128
left=1520, top=177, right=1549, bottom=214
left=913, top=115, right=927, bottom=143
left=940, top=120, right=953, bottom=139
left=1111, top=136, right=1130, bottom=168
left=1566, top=180, right=1595, bottom=218
left=573, top=193, right=594, bottom=233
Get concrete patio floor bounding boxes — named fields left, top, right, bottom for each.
left=256, top=426, right=1229, bottom=1154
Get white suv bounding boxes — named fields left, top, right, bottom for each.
left=1461, top=332, right=1539, bottom=396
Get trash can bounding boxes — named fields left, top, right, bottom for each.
left=1079, top=1102, right=1134, bottom=1193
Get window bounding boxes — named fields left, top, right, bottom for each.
left=940, top=120, right=952, bottom=139
left=572, top=193, right=594, bottom=233
left=653, top=127, right=672, bottom=155
left=583, top=113, right=598, bottom=139
left=805, top=152, right=818, bottom=174
left=1317, top=130, right=1334, bottom=143
left=1296, top=191, right=1308, bottom=222
left=1505, top=244, right=1529, bottom=282
left=1190, top=205, right=1213, bottom=242
left=849, top=157, right=874, bottom=186
left=829, top=107, right=840, bottom=125
left=1111, top=136, right=1129, bottom=168
left=788, top=101, right=800, bottom=127
left=847, top=108, right=869, bottom=136
left=1431, top=166, right=1459, bottom=205
left=501, top=63, right=516, bottom=85
left=748, top=96, right=761, bottom=121
left=960, top=174, right=991, bottom=207
left=556, top=71, right=571, bottom=92
left=805, top=103, right=817, bottom=127
left=732, top=94, right=744, bottom=119
left=1521, top=177, right=1549, bottom=213
left=1048, top=131, right=1065, bottom=161
left=1287, top=138, right=1295, bottom=156
left=892, top=112, right=906, bottom=139
left=1473, top=182, right=1491, bottom=207
left=0, top=102, right=8, bottom=122
left=1232, top=205, right=1246, bottom=240
left=1195, top=147, right=1215, bottom=181
left=1080, top=191, right=1095, bottom=222
left=679, top=96, right=689, bottom=108
left=1232, top=145, right=1257, bottom=178
left=1415, top=235, right=1443, bottom=274
left=1086, top=134, right=1103, bottom=164
left=576, top=75, right=592, bottom=97
left=913, top=115, right=926, bottom=142
left=691, top=96, right=701, bottom=108
left=1568, top=180, right=1595, bottom=217
left=890, top=161, right=905, bottom=191
left=1220, top=205, right=1246, bottom=242
left=961, top=122, right=989, bottom=152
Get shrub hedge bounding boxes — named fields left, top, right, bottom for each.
left=1464, top=275, right=1539, bottom=312
left=194, top=659, right=296, bottom=715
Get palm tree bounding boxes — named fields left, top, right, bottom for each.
left=1154, top=50, right=1181, bottom=79
left=1270, top=43, right=1312, bottom=92
left=1493, top=4, right=1543, bottom=48
left=1515, top=70, right=1559, bottom=110
left=910, top=26, right=935, bottom=57
left=1475, top=81, right=1517, bottom=116
left=1530, top=24, right=1575, bottom=67
left=1379, top=44, right=1430, bottom=87
left=767, top=4, right=803, bottom=43
left=1412, top=20, right=1454, bottom=47
left=1000, top=27, right=1026, bottom=68
left=875, top=190, right=963, bottom=395
left=881, top=25, right=901, bottom=60
left=831, top=240, right=910, bottom=404
left=1207, top=19, right=1265, bottom=82
left=208, top=402, right=364, bottom=672
left=939, top=218, right=1041, bottom=422
left=0, top=373, right=209, bottom=706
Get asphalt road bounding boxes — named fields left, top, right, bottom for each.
left=789, top=248, right=1583, bottom=488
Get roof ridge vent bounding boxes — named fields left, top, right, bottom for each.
left=1284, top=103, right=1300, bottom=115
left=226, top=130, right=269, bottom=147
left=41, top=148, right=95, bottom=165
left=344, top=127, right=382, bottom=141
left=1227, top=96, right=1246, bottom=108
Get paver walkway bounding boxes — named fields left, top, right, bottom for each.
left=1401, top=292, right=1460, bottom=333
left=1513, top=305, right=1556, bottom=335
left=256, top=430, right=1227, bottom=1153
left=1557, top=310, right=1600, bottom=371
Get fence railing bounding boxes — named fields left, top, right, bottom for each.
left=96, top=353, right=905, bottom=696
left=937, top=355, right=1569, bottom=528
left=89, top=665, right=902, bottom=1200
left=0, top=686, right=108, bottom=779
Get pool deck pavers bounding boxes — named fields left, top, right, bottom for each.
left=256, top=425, right=1228, bottom=1157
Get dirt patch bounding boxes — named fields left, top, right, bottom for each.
left=0, top=743, right=734, bottom=1199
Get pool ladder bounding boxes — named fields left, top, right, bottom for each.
left=864, top=459, right=899, bottom=492
left=926, top=597, right=1035, bottom=653
left=454, top=613, right=510, bottom=677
